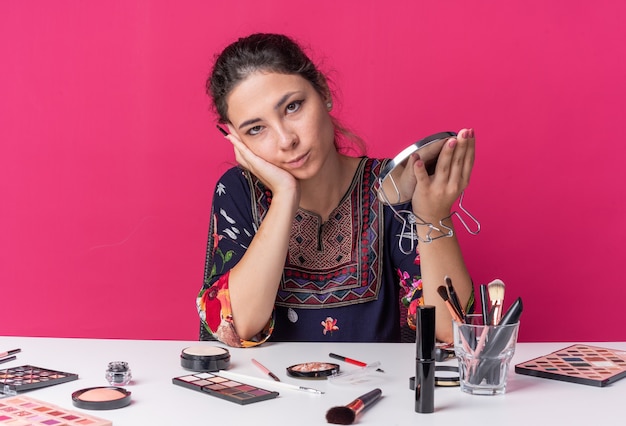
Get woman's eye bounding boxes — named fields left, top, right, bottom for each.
left=247, top=125, right=263, bottom=136
left=286, top=100, right=303, bottom=114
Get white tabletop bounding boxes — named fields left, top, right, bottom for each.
left=1, top=337, right=624, bottom=425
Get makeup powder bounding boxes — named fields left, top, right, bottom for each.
left=180, top=345, right=231, bottom=372
left=72, top=386, right=131, bottom=410
left=286, top=362, right=340, bottom=379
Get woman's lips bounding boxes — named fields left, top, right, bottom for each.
left=285, top=152, right=310, bottom=168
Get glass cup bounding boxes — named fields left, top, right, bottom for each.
left=453, top=319, right=520, bottom=395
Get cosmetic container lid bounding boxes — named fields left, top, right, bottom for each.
left=180, top=345, right=231, bottom=372
left=105, top=361, right=132, bottom=386
left=416, top=305, right=436, bottom=360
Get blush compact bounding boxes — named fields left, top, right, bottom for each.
left=286, top=362, right=340, bottom=379
left=72, top=386, right=131, bottom=410
left=180, top=345, right=231, bottom=372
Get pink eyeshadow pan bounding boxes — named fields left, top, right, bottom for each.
left=237, top=385, right=255, bottom=392
left=205, top=384, right=227, bottom=390
left=62, top=415, right=80, bottom=420
left=221, top=381, right=240, bottom=387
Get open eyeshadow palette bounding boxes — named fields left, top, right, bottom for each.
left=172, top=372, right=279, bottom=405
left=515, top=344, right=626, bottom=387
left=0, top=366, right=78, bottom=394
left=0, top=395, right=111, bottom=426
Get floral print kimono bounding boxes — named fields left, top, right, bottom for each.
left=197, top=158, right=424, bottom=347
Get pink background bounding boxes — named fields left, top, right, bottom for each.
left=2, top=1, right=625, bottom=342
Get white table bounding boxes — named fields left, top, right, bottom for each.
left=1, top=337, right=624, bottom=425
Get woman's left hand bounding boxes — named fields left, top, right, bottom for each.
left=411, top=128, right=475, bottom=222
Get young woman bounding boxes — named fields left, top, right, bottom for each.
left=197, top=33, right=474, bottom=347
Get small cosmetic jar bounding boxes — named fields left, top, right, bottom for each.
left=72, top=386, right=132, bottom=410
left=180, top=345, right=231, bottom=372
left=105, top=361, right=132, bottom=386
left=286, top=362, right=340, bottom=379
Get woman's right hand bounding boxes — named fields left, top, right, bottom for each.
left=223, top=125, right=300, bottom=200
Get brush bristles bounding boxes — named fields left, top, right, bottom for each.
left=436, top=285, right=449, bottom=301
left=326, top=406, right=356, bottom=425
left=487, top=279, right=505, bottom=303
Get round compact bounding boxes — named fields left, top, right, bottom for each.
left=180, top=345, right=231, bottom=372
left=72, top=386, right=131, bottom=410
left=286, top=362, right=340, bottom=379
left=408, top=365, right=460, bottom=389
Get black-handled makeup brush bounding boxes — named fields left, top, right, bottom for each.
left=326, top=388, right=382, bottom=425
left=445, top=276, right=465, bottom=322
left=479, top=284, right=489, bottom=325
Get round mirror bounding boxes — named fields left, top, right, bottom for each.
left=378, top=131, right=456, bottom=205
left=376, top=131, right=480, bottom=252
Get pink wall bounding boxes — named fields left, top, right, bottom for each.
left=2, top=1, right=625, bottom=342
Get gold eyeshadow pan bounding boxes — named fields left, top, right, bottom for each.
left=0, top=395, right=111, bottom=426
left=515, top=344, right=626, bottom=387
left=0, top=365, right=78, bottom=393
left=172, top=372, right=279, bottom=405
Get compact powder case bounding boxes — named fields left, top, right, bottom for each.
left=180, top=345, right=231, bottom=372
left=286, top=362, right=340, bottom=379
left=409, top=365, right=460, bottom=388
left=72, top=386, right=132, bottom=410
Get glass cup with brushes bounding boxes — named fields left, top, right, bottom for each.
left=447, top=278, right=523, bottom=395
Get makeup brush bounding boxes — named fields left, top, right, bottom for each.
left=437, top=286, right=463, bottom=323
left=445, top=276, right=465, bottom=322
left=325, top=388, right=382, bottom=425
left=487, top=279, right=506, bottom=325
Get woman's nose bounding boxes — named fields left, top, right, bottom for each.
left=275, top=124, right=298, bottom=149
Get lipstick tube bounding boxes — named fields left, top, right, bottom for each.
left=415, top=305, right=436, bottom=413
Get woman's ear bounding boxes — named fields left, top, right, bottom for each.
left=316, top=73, right=332, bottom=110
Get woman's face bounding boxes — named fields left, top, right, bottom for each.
left=225, top=71, right=336, bottom=180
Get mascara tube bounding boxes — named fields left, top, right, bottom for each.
left=415, top=305, right=435, bottom=414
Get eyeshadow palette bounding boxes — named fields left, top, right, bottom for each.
left=172, top=372, right=279, bottom=405
left=0, top=395, right=111, bottom=426
left=515, top=344, right=626, bottom=387
left=0, top=366, right=78, bottom=394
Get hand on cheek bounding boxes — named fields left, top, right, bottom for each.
left=223, top=124, right=299, bottom=197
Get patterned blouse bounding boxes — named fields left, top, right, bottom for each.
left=197, top=158, right=424, bottom=348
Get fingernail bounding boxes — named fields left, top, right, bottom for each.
left=448, top=138, right=458, bottom=149
left=462, top=129, right=469, bottom=139
left=469, top=128, right=474, bottom=138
